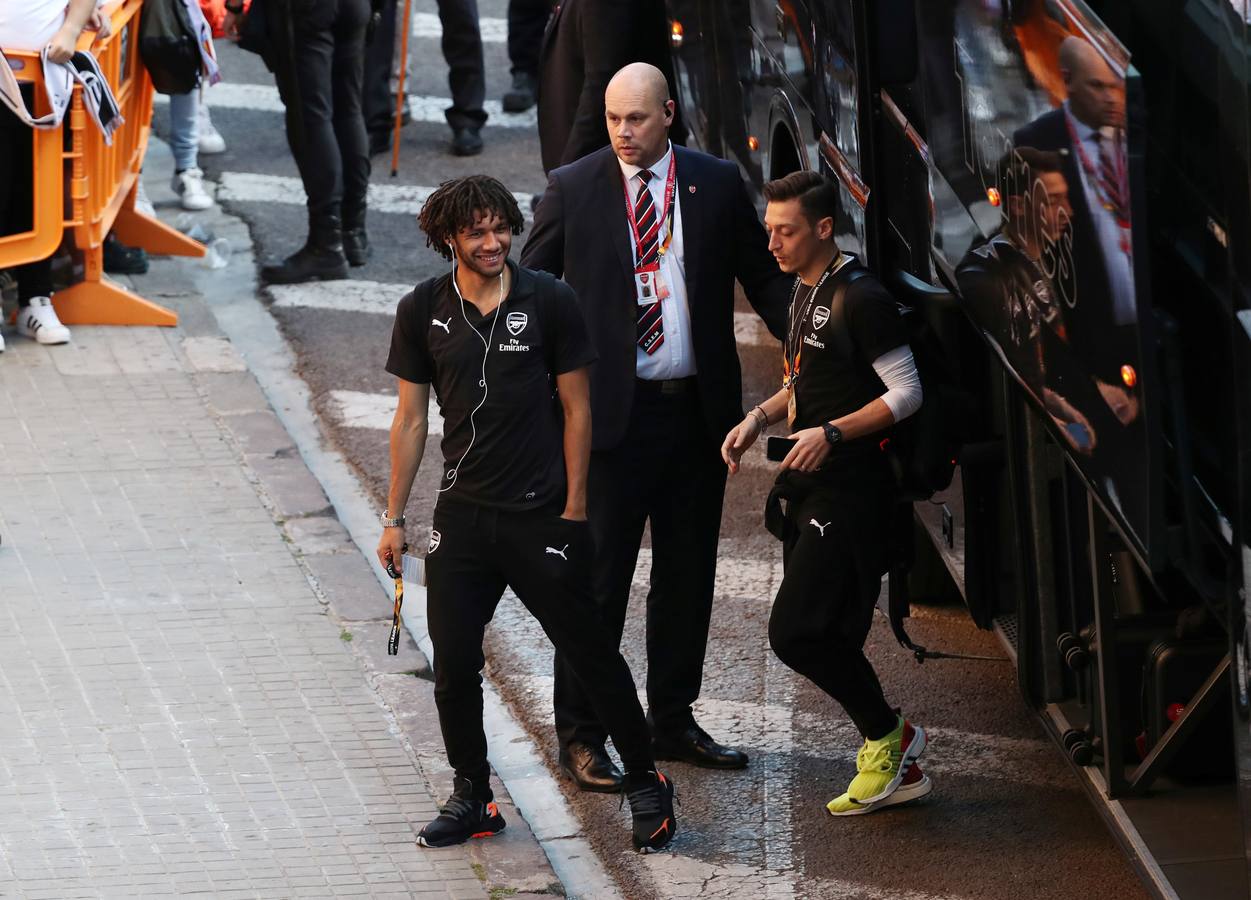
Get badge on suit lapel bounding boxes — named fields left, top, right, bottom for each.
left=688, top=185, right=696, bottom=193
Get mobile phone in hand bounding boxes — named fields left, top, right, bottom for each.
left=766, top=435, right=797, bottom=462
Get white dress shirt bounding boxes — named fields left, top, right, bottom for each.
left=1064, top=104, right=1137, bottom=327
left=618, top=142, right=697, bottom=380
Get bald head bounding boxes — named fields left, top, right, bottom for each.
left=604, top=63, right=675, bottom=169
left=1058, top=36, right=1124, bottom=129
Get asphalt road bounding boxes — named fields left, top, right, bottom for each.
left=174, top=4, right=1149, bottom=896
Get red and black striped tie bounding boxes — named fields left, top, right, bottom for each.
left=634, top=170, right=664, bottom=354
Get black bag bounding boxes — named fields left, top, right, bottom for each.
left=139, top=0, right=201, bottom=95
left=827, top=264, right=969, bottom=502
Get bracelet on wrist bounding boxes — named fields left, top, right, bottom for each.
left=379, top=509, right=405, bottom=528
left=750, top=406, right=768, bottom=428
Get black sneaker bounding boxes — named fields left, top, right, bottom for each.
left=626, top=770, right=677, bottom=853
left=417, top=778, right=506, bottom=848
left=103, top=234, right=149, bottom=275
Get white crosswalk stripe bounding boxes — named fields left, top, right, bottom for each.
left=321, top=384, right=775, bottom=469
left=179, top=82, right=536, bottom=128
left=412, top=11, right=507, bottom=42
left=268, top=278, right=775, bottom=350
left=217, top=172, right=534, bottom=221
left=326, top=389, right=443, bottom=434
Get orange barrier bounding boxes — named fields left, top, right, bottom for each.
left=2, top=0, right=206, bottom=327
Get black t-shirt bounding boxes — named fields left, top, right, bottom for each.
left=790, top=263, right=908, bottom=461
left=385, top=261, right=597, bottom=510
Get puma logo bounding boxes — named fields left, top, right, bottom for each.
left=809, top=519, right=832, bottom=537
left=545, top=544, right=569, bottom=560
left=432, top=317, right=451, bottom=334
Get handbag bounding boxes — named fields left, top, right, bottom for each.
left=139, top=0, right=201, bottom=95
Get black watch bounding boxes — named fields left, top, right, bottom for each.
left=822, top=421, right=843, bottom=447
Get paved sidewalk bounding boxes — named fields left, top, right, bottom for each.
left=0, top=231, right=551, bottom=900
left=0, top=329, right=489, bottom=898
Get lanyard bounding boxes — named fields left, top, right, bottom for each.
left=783, top=253, right=849, bottom=389
left=621, top=152, right=678, bottom=270
left=1063, top=109, right=1131, bottom=255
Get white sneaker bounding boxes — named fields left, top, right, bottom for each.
left=134, top=177, right=156, bottom=217
left=0, top=328, right=6, bottom=353
left=198, top=102, right=226, bottom=154
left=172, top=167, right=214, bottom=211
left=17, top=297, right=71, bottom=345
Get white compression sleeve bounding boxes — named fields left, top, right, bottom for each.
left=872, top=345, right=923, bottom=423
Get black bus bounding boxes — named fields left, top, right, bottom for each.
left=665, top=1, right=1251, bottom=896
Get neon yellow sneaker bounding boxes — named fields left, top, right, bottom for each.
left=826, top=717, right=927, bottom=816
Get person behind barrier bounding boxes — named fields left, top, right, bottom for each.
left=721, top=171, right=932, bottom=817
left=224, top=0, right=372, bottom=283
left=521, top=62, right=789, bottom=794
left=376, top=175, right=677, bottom=853
left=0, top=0, right=105, bottom=351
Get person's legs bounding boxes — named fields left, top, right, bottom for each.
left=425, top=503, right=508, bottom=785
left=330, top=0, right=372, bottom=265
left=552, top=424, right=650, bottom=753
left=435, top=0, right=487, bottom=153
left=502, top=0, right=550, bottom=111
left=504, top=507, right=677, bottom=852
left=261, top=0, right=350, bottom=283
left=643, top=391, right=728, bottom=739
left=0, top=90, right=66, bottom=345
left=506, top=0, right=550, bottom=77
left=167, top=90, right=213, bottom=211
left=362, top=0, right=399, bottom=139
left=506, top=508, right=653, bottom=775
left=167, top=90, right=199, bottom=171
left=767, top=489, right=897, bottom=740
left=417, top=502, right=511, bottom=847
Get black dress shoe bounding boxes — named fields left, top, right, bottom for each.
left=559, top=741, right=624, bottom=793
left=343, top=227, right=371, bottom=267
left=652, top=724, right=750, bottom=769
left=368, top=128, right=391, bottom=157
left=260, top=245, right=348, bottom=285
left=451, top=127, right=484, bottom=157
left=502, top=72, right=536, bottom=113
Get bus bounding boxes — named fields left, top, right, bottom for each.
left=664, top=1, right=1251, bottom=896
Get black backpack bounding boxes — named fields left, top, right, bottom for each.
left=139, top=0, right=201, bottom=95
left=826, top=265, right=967, bottom=503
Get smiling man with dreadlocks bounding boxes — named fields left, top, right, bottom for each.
left=377, top=175, right=678, bottom=853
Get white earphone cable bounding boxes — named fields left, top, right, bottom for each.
left=438, top=251, right=505, bottom=494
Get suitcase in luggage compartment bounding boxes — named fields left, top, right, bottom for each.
left=1140, top=638, right=1232, bottom=780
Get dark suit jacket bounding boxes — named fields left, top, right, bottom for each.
left=1013, top=109, right=1136, bottom=386
left=536, top=0, right=686, bottom=174
left=521, top=144, right=789, bottom=451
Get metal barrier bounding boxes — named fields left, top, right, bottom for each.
left=2, top=0, right=205, bottom=327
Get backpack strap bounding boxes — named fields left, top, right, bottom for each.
left=824, top=265, right=872, bottom=362
left=529, top=269, right=561, bottom=379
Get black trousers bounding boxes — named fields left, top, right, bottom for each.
left=0, top=88, right=53, bottom=306
left=768, top=464, right=899, bottom=741
left=553, top=380, right=728, bottom=748
left=435, top=0, right=487, bottom=131
left=272, top=0, right=371, bottom=226
left=426, top=498, right=655, bottom=784
left=362, top=0, right=399, bottom=136
left=506, top=0, right=553, bottom=77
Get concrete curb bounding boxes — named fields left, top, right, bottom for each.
left=156, top=145, right=622, bottom=900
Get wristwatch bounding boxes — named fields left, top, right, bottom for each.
left=822, top=422, right=843, bottom=447
left=380, top=509, right=405, bottom=528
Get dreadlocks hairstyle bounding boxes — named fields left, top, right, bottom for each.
left=418, top=175, right=525, bottom=261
